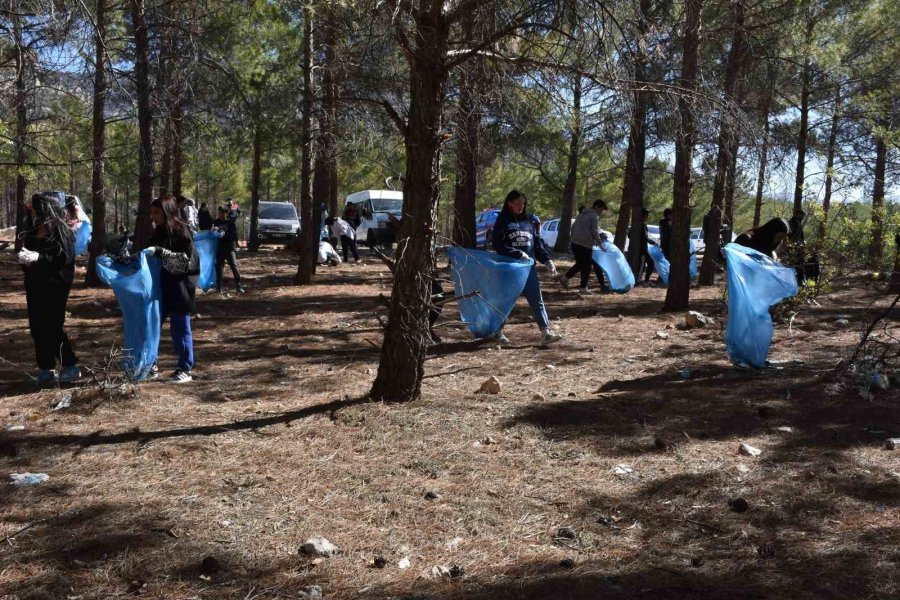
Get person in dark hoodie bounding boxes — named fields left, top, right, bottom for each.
left=18, top=191, right=80, bottom=385
left=213, top=205, right=245, bottom=294
left=197, top=202, right=214, bottom=231
left=659, top=208, right=673, bottom=260
left=491, top=189, right=563, bottom=346
left=734, top=217, right=790, bottom=259
left=148, top=195, right=199, bottom=383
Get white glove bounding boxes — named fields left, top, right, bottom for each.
left=546, top=260, right=558, bottom=275
left=17, top=249, right=39, bottom=265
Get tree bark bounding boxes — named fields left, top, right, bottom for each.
left=322, top=3, right=339, bottom=220
left=664, top=0, right=702, bottom=311
left=819, top=81, right=841, bottom=239
left=752, top=90, right=771, bottom=229
left=131, top=0, right=155, bottom=250
left=86, top=0, right=108, bottom=287
left=554, top=74, right=581, bottom=253
left=295, top=4, right=316, bottom=284
left=870, top=134, right=887, bottom=266
left=12, top=7, right=28, bottom=253
left=792, top=18, right=815, bottom=215
left=248, top=123, right=262, bottom=252
left=451, top=52, right=480, bottom=245
left=698, top=1, right=745, bottom=285
left=370, top=8, right=448, bottom=403
left=172, top=99, right=183, bottom=196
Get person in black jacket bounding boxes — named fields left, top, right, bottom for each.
left=213, top=206, right=245, bottom=293
left=659, top=208, right=673, bottom=260
left=198, top=202, right=214, bottom=231
left=148, top=195, right=199, bottom=383
left=491, top=189, right=562, bottom=346
left=734, top=217, right=789, bottom=259
left=18, top=191, right=80, bottom=385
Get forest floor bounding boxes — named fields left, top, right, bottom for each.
left=0, top=242, right=898, bottom=600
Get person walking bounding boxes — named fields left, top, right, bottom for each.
left=18, top=191, right=80, bottom=385
left=148, top=195, right=199, bottom=383
left=327, top=216, right=359, bottom=262
left=213, top=206, right=245, bottom=294
left=491, top=189, right=563, bottom=346
left=559, top=199, right=609, bottom=294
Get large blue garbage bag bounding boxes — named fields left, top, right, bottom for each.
left=723, top=243, right=798, bottom=368
left=647, top=239, right=698, bottom=285
left=647, top=244, right=670, bottom=283
left=193, top=231, right=219, bottom=292
left=74, top=221, right=92, bottom=256
left=592, top=242, right=634, bottom=293
left=447, top=247, right=534, bottom=338
left=95, top=250, right=162, bottom=380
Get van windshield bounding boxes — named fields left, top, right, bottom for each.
left=372, top=198, right=403, bottom=213
left=260, top=204, right=298, bottom=220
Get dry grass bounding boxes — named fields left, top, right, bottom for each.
left=0, top=247, right=898, bottom=600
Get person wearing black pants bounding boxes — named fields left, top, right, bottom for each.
left=213, top=206, right=245, bottom=293
left=327, top=217, right=359, bottom=262
left=561, top=199, right=610, bottom=294
left=18, top=191, right=81, bottom=385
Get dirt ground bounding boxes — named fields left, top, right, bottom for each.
left=0, top=244, right=898, bottom=600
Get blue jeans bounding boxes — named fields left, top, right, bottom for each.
left=521, top=266, right=550, bottom=329
left=161, top=309, right=194, bottom=372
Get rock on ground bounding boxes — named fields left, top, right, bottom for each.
left=477, top=376, right=502, bottom=394
left=299, top=537, right=339, bottom=557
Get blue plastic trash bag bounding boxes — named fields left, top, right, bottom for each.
left=74, top=220, right=92, bottom=256
left=723, top=243, right=798, bottom=368
left=95, top=250, right=162, bottom=380
left=193, top=231, right=219, bottom=292
left=447, top=247, right=534, bottom=338
left=647, top=244, right=670, bottom=284
left=647, top=239, right=697, bottom=285
left=592, top=242, right=634, bottom=293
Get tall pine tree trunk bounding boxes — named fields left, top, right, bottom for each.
left=12, top=8, right=28, bottom=252
left=698, top=1, right=745, bottom=285
left=452, top=8, right=479, bottom=248
left=296, top=4, right=317, bottom=284
left=665, top=0, right=702, bottom=311
left=172, top=100, right=183, bottom=196
left=370, top=9, right=449, bottom=403
left=819, top=81, right=841, bottom=239
left=131, top=0, right=155, bottom=249
left=870, top=135, right=887, bottom=266
left=792, top=19, right=815, bottom=215
left=86, top=0, right=108, bottom=287
left=554, top=75, right=581, bottom=253
left=322, top=3, right=339, bottom=220
left=248, top=122, right=262, bottom=252
left=752, top=91, right=771, bottom=229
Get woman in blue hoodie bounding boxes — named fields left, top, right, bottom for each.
left=491, top=190, right=563, bottom=346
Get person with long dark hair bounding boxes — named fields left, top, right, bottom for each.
left=734, top=217, right=790, bottom=259
left=491, top=189, right=563, bottom=346
left=18, top=191, right=81, bottom=385
left=148, top=195, right=199, bottom=383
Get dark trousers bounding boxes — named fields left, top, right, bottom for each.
left=340, top=235, right=359, bottom=262
left=26, top=282, right=77, bottom=370
left=644, top=253, right=655, bottom=281
left=566, top=243, right=606, bottom=289
left=161, top=308, right=194, bottom=372
left=215, top=250, right=241, bottom=291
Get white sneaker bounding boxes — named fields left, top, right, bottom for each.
left=558, top=274, right=570, bottom=289
left=541, top=329, right=563, bottom=346
left=577, top=287, right=594, bottom=295
left=487, top=330, right=510, bottom=344
left=170, top=369, right=193, bottom=384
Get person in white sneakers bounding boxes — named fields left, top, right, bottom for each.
left=560, top=199, right=610, bottom=294
left=490, top=189, right=563, bottom=346
left=327, top=216, right=359, bottom=262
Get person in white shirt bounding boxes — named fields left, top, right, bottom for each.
left=318, top=240, right=342, bottom=266
left=327, top=217, right=359, bottom=262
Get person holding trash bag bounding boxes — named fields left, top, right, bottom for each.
left=198, top=202, right=214, bottom=231
left=560, top=199, right=610, bottom=294
left=659, top=208, right=673, bottom=260
left=18, top=191, right=81, bottom=385
left=327, top=216, right=360, bottom=262
left=148, top=195, right=199, bottom=383
left=734, top=218, right=789, bottom=259
left=491, top=189, right=563, bottom=346
left=213, top=206, right=245, bottom=294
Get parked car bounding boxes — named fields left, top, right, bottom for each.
left=256, top=201, right=300, bottom=244
left=540, top=218, right=571, bottom=249
left=475, top=208, right=501, bottom=248
left=344, top=189, right=403, bottom=247
left=690, top=227, right=705, bottom=254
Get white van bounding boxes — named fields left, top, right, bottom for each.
left=344, top=190, right=403, bottom=247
